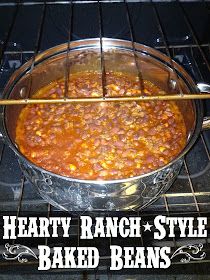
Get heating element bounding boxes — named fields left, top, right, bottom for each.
left=0, top=0, right=210, bottom=273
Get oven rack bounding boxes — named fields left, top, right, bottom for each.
left=0, top=0, right=210, bottom=271
left=1, top=1, right=210, bottom=103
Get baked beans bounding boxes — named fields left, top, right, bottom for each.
left=16, top=72, right=186, bottom=180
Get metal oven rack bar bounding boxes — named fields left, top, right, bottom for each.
left=0, top=0, right=210, bottom=270
left=25, top=2, right=47, bottom=99
left=64, top=0, right=73, bottom=98
left=124, top=0, right=145, bottom=93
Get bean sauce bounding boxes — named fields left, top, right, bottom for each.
left=15, top=72, right=187, bottom=180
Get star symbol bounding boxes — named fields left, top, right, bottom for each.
left=143, top=222, right=153, bottom=232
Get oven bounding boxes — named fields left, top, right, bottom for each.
left=0, top=0, right=210, bottom=276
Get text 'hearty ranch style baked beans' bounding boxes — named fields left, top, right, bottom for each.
left=16, top=72, right=187, bottom=180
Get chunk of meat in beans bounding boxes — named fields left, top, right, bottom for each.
left=15, top=72, right=186, bottom=180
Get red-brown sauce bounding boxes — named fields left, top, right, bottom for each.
left=16, top=72, right=187, bottom=180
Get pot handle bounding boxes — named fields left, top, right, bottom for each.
left=197, top=83, right=210, bottom=130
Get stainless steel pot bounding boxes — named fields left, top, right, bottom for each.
left=0, top=38, right=210, bottom=211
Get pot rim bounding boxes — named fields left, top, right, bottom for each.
left=2, top=38, right=204, bottom=184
